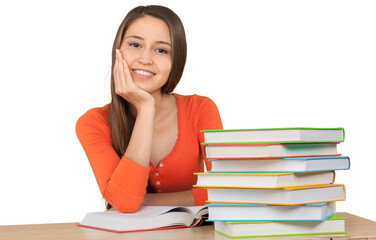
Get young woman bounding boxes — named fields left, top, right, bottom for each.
left=76, top=5, right=222, bottom=213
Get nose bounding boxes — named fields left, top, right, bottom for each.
left=138, top=49, right=153, bottom=65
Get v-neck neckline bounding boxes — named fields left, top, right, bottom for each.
left=150, top=93, right=181, bottom=170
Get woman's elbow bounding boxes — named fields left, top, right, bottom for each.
left=103, top=191, right=143, bottom=213
left=114, top=203, right=141, bottom=213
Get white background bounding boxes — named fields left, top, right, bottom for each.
left=0, top=0, right=375, bottom=225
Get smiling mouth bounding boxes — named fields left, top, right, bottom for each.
left=132, top=69, right=156, bottom=77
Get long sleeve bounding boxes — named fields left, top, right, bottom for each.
left=76, top=94, right=223, bottom=210
left=76, top=107, right=150, bottom=213
left=193, top=96, right=223, bottom=205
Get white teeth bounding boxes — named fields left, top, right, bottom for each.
left=133, top=69, right=155, bottom=76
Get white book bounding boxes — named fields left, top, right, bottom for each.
left=202, top=127, right=344, bottom=144
left=195, top=171, right=335, bottom=188
left=207, top=202, right=336, bottom=221
left=214, top=215, right=346, bottom=238
left=78, top=205, right=207, bottom=233
left=209, top=156, right=350, bottom=173
left=204, top=143, right=339, bottom=159
left=206, top=184, right=346, bottom=205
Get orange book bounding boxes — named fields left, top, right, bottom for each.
left=204, top=184, right=346, bottom=205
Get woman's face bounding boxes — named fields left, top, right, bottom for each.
left=120, top=16, right=172, bottom=94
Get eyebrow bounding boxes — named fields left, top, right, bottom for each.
left=125, top=35, right=172, bottom=47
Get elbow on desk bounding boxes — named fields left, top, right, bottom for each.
left=102, top=186, right=144, bottom=213
left=113, top=203, right=141, bottom=213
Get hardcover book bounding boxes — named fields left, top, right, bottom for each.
left=206, top=202, right=335, bottom=221
left=194, top=171, right=335, bottom=188
left=204, top=143, right=340, bottom=159
left=214, top=215, right=347, bottom=238
left=208, top=156, right=350, bottom=173
left=205, top=184, right=346, bottom=205
left=201, top=127, right=344, bottom=144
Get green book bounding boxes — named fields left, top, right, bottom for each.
left=201, top=127, right=345, bottom=145
left=214, top=215, right=347, bottom=238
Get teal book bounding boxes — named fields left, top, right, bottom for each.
left=214, top=215, right=347, bottom=238
left=201, top=127, right=345, bottom=145
left=206, top=202, right=336, bottom=222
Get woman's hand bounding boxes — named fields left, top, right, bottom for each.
left=114, top=49, right=155, bottom=112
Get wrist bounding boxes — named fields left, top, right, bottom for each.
left=137, top=101, right=155, bottom=115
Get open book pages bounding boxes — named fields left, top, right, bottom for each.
left=78, top=205, right=207, bottom=233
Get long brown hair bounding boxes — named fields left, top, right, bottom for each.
left=107, top=6, right=187, bottom=209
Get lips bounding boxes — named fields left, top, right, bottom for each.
left=132, top=69, right=156, bottom=79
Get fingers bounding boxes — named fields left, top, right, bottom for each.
left=115, top=49, right=140, bottom=100
left=113, top=49, right=154, bottom=109
left=118, top=52, right=133, bottom=87
left=114, top=49, right=126, bottom=93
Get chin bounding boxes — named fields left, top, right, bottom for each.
left=135, top=81, right=166, bottom=94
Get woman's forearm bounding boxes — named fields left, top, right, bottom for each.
left=124, top=103, right=155, bottom=167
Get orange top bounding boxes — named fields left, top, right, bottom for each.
left=76, top=93, right=223, bottom=212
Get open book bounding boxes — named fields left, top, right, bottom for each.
left=78, top=205, right=207, bottom=233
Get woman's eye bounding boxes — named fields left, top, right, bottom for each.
left=129, top=43, right=141, bottom=48
left=156, top=48, right=168, bottom=54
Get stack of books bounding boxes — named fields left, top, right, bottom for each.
left=195, top=127, right=350, bottom=238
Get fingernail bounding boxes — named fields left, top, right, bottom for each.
left=115, top=49, right=120, bottom=57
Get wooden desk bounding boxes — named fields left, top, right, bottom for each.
left=1, top=213, right=376, bottom=240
